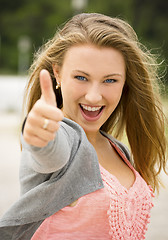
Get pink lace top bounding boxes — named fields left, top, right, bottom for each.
left=31, top=142, right=154, bottom=240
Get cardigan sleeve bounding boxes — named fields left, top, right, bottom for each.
left=20, top=118, right=79, bottom=174
left=0, top=117, right=103, bottom=232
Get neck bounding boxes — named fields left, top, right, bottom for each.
left=86, top=130, right=104, bottom=147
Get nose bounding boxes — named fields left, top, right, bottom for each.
left=85, top=84, right=102, bottom=104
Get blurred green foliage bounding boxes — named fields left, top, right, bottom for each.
left=0, top=0, right=167, bottom=84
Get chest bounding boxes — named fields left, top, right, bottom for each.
left=32, top=167, right=154, bottom=240
left=96, top=142, right=135, bottom=190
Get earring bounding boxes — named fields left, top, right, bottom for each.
left=56, top=82, right=60, bottom=90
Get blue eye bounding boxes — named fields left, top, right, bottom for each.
left=75, top=76, right=87, bottom=81
left=104, top=79, right=116, bottom=83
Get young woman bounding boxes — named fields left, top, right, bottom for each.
left=0, top=13, right=167, bottom=240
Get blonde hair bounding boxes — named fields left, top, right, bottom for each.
left=23, top=13, right=167, bottom=192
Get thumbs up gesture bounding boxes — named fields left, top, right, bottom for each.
left=23, top=69, right=64, bottom=147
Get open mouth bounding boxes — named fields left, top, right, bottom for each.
left=79, top=104, right=104, bottom=121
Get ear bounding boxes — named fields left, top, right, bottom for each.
left=52, top=64, right=61, bottom=84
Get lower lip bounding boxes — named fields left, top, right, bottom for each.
left=79, top=105, right=104, bottom=122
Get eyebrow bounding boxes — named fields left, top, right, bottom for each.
left=73, top=70, right=123, bottom=78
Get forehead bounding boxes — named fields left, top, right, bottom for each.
left=62, top=44, right=126, bottom=74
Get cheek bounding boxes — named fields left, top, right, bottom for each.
left=106, top=87, right=123, bottom=104
left=61, top=82, right=84, bottom=105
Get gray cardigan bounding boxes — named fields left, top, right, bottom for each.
left=0, top=118, right=131, bottom=240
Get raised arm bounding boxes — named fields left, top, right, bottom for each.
left=21, top=70, right=71, bottom=174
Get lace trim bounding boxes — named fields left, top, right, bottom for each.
left=101, top=167, right=154, bottom=240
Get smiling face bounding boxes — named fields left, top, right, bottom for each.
left=53, top=44, right=126, bottom=136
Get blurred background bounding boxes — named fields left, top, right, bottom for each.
left=0, top=0, right=167, bottom=239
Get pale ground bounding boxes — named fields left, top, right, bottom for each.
left=0, top=113, right=168, bottom=239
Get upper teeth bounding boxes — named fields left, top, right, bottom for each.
left=81, top=104, right=102, bottom=112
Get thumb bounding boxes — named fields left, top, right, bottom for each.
left=40, top=69, right=57, bottom=106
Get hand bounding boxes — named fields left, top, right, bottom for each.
left=23, top=69, right=64, bottom=147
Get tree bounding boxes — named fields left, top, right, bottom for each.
left=0, top=0, right=167, bottom=84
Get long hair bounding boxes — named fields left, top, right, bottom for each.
left=23, top=13, right=167, bottom=192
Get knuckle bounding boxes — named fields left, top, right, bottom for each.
left=51, top=132, right=56, bottom=140
left=56, top=123, right=60, bottom=131
left=23, top=134, right=31, bottom=144
left=27, top=111, right=36, bottom=124
left=33, top=100, right=44, bottom=114
left=46, top=133, right=54, bottom=142
left=40, top=142, right=48, bottom=147
left=57, top=109, right=64, bottom=119
left=53, top=122, right=60, bottom=132
left=34, top=99, right=41, bottom=108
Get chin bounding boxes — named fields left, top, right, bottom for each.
left=82, top=124, right=100, bottom=134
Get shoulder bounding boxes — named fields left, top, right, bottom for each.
left=100, top=130, right=132, bottom=163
